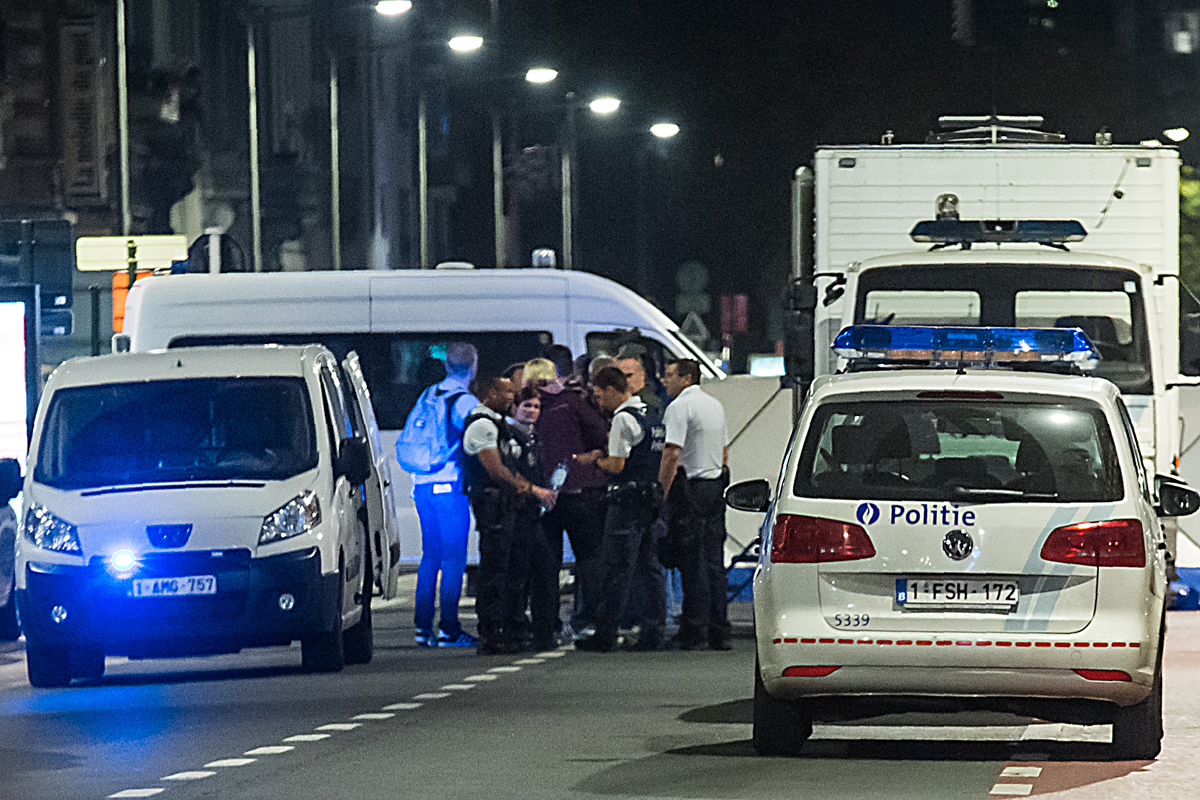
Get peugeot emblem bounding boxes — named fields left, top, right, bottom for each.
left=942, top=529, right=974, bottom=561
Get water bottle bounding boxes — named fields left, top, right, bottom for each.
left=551, top=461, right=569, bottom=492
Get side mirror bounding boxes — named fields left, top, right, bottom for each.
left=335, top=436, right=372, bottom=487
left=725, top=478, right=771, bottom=513
left=1156, top=474, right=1200, bottom=517
left=0, top=458, right=21, bottom=504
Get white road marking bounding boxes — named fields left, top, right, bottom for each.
left=513, top=658, right=544, bottom=665
left=316, top=723, right=361, bottom=731
left=989, top=785, right=1033, bottom=796
left=536, top=651, right=567, bottom=658
left=463, top=674, right=498, bottom=682
left=283, top=734, right=331, bottom=742
left=1021, top=723, right=1109, bottom=742
left=813, top=725, right=1031, bottom=741
left=1001, top=767, right=1042, bottom=778
left=108, top=791, right=165, bottom=798
left=162, top=772, right=216, bottom=781
left=440, top=683, right=476, bottom=691
left=412, top=692, right=451, bottom=700
left=244, top=746, right=294, bottom=755
left=353, top=713, right=395, bottom=720
left=382, top=702, right=423, bottom=711
left=488, top=666, right=521, bottom=673
left=204, top=758, right=256, bottom=768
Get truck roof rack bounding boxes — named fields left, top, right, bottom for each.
left=909, top=219, right=1087, bottom=251
left=928, top=115, right=1067, bottom=144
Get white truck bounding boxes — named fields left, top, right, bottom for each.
left=791, top=117, right=1200, bottom=570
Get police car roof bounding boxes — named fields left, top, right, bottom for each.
left=47, top=344, right=328, bottom=389
left=853, top=247, right=1149, bottom=274
left=810, top=368, right=1119, bottom=406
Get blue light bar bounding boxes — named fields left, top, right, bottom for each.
left=832, top=325, right=1099, bottom=370
left=910, top=219, right=1087, bottom=245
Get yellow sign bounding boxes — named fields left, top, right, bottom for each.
left=76, top=235, right=188, bottom=272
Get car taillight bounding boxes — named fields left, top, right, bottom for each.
left=1039, top=519, right=1145, bottom=568
left=771, top=514, right=876, bottom=563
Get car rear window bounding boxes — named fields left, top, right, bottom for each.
left=794, top=398, right=1123, bottom=503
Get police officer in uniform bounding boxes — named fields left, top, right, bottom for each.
left=461, top=376, right=557, bottom=654
left=574, top=366, right=666, bottom=652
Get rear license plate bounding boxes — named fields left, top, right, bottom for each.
left=896, top=578, right=1018, bottom=608
left=131, top=575, right=217, bottom=598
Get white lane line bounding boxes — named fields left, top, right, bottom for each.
left=488, top=666, right=521, bottom=673
left=464, top=674, right=498, bottom=682
left=1001, top=767, right=1042, bottom=778
left=108, top=791, right=165, bottom=798
left=383, top=702, right=423, bottom=711
left=813, top=725, right=1030, bottom=741
left=316, top=723, right=361, bottom=731
left=413, top=692, right=451, bottom=700
left=513, top=658, right=544, bottom=665
left=440, top=683, right=476, bottom=691
left=1021, top=723, right=1109, bottom=742
left=536, top=651, right=567, bottom=658
left=283, top=734, right=331, bottom=742
left=205, top=758, right=256, bottom=768
left=353, top=713, right=395, bottom=720
left=989, top=786, right=1033, bottom=796
left=162, top=771, right=216, bottom=781
left=244, top=746, right=294, bottom=755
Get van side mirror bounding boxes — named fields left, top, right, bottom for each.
left=1156, top=474, right=1200, bottom=517
left=0, top=458, right=21, bottom=504
left=725, top=479, right=771, bottom=513
left=335, top=436, right=372, bottom=486
left=784, top=278, right=816, bottom=386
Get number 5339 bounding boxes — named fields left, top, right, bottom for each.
left=832, top=613, right=869, bottom=627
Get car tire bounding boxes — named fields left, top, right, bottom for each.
left=27, top=645, right=72, bottom=688
left=301, top=558, right=346, bottom=673
left=1111, top=622, right=1165, bottom=761
left=70, top=646, right=105, bottom=680
left=343, top=531, right=374, bottom=666
left=0, top=577, right=20, bottom=641
left=753, top=657, right=812, bottom=756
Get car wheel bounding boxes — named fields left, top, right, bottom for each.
left=753, top=657, right=812, bottom=756
left=301, top=557, right=346, bottom=673
left=70, top=646, right=105, bottom=680
left=343, top=530, right=374, bottom=665
left=27, top=645, right=72, bottom=688
left=0, top=577, right=20, bottom=641
left=1111, top=623, right=1165, bottom=760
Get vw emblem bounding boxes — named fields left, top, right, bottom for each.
left=856, top=502, right=880, bottom=525
left=942, top=529, right=974, bottom=561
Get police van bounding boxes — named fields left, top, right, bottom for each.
left=16, top=345, right=388, bottom=686
left=726, top=325, right=1200, bottom=759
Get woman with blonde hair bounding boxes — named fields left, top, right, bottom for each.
left=522, top=357, right=557, bottom=387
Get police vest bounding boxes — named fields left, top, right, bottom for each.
left=613, top=404, right=665, bottom=487
left=461, top=412, right=523, bottom=496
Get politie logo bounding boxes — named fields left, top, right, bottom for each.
left=856, top=502, right=881, bottom=525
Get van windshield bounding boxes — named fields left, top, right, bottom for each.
left=794, top=398, right=1123, bottom=503
left=35, top=378, right=318, bottom=490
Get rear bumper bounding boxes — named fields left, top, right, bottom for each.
left=17, top=547, right=339, bottom=657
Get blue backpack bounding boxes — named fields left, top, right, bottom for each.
left=395, top=385, right=468, bottom=474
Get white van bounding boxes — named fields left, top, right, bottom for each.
left=16, top=344, right=390, bottom=686
left=120, top=267, right=724, bottom=565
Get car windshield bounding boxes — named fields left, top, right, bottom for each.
left=794, top=397, right=1123, bottom=503
left=35, top=377, right=318, bottom=490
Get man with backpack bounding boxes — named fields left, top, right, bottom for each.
left=396, top=342, right=479, bottom=648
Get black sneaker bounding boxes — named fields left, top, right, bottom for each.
left=574, top=635, right=616, bottom=653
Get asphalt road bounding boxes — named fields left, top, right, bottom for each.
left=1, top=585, right=1199, bottom=800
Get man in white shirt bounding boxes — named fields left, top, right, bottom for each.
left=658, top=359, right=731, bottom=651
left=575, top=367, right=665, bottom=651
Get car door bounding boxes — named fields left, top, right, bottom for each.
left=342, top=351, right=401, bottom=599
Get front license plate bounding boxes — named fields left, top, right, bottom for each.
left=896, top=578, right=1018, bottom=608
left=131, top=575, right=217, bottom=598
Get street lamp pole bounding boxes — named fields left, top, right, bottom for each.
left=561, top=106, right=576, bottom=271
left=116, top=0, right=131, bottom=236
left=417, top=87, right=429, bottom=269
left=330, top=50, right=342, bottom=271
left=247, top=21, right=264, bottom=272
left=493, top=109, right=505, bottom=267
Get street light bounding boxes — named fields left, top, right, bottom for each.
left=374, top=0, right=412, bottom=15
left=1165, top=127, right=1190, bottom=143
left=448, top=35, right=484, bottom=52
left=650, top=122, right=680, bottom=139
left=589, top=96, right=621, bottom=115
left=525, top=67, right=558, bottom=84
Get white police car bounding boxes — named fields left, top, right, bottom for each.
left=726, top=326, right=1200, bottom=758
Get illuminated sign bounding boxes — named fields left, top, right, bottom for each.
left=76, top=235, right=188, bottom=272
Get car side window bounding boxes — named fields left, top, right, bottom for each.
left=1115, top=398, right=1151, bottom=503
left=318, top=362, right=354, bottom=452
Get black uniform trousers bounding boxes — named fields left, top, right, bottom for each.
left=541, top=487, right=606, bottom=632
left=677, top=476, right=731, bottom=648
left=592, top=497, right=666, bottom=648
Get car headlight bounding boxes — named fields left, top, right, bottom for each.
left=259, top=491, right=321, bottom=545
left=23, top=505, right=82, bottom=555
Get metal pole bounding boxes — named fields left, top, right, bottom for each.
left=492, top=108, right=504, bottom=267
left=418, top=87, right=429, bottom=269
left=330, top=51, right=342, bottom=271
left=247, top=20, right=264, bottom=272
left=561, top=106, right=576, bottom=271
left=635, top=142, right=648, bottom=295
left=116, top=0, right=131, bottom=235
left=89, top=284, right=101, bottom=357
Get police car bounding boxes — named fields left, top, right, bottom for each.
left=726, top=325, right=1200, bottom=758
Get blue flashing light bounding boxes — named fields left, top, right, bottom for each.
left=909, top=219, right=1087, bottom=245
left=111, top=549, right=137, bottom=572
left=832, top=325, right=1099, bottom=370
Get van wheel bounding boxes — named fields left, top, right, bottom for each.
left=0, top=577, right=20, bottom=641
left=753, top=658, right=812, bottom=756
left=71, top=646, right=105, bottom=680
left=27, top=645, right=71, bottom=687
left=301, top=559, right=345, bottom=673
left=1111, top=621, right=1165, bottom=760
left=343, top=531, right=374, bottom=665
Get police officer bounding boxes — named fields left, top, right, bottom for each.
left=574, top=366, right=666, bottom=652
left=461, top=376, right=557, bottom=655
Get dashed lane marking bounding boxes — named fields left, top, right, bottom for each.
left=244, top=746, right=294, bottom=756
left=537, top=651, right=567, bottom=658
left=108, top=791, right=165, bottom=798
left=204, top=758, right=256, bottom=768
left=161, top=772, right=215, bottom=781
left=488, top=666, right=521, bottom=673
left=1001, top=767, right=1042, bottom=778
left=440, top=683, right=476, bottom=691
left=988, top=786, right=1033, bottom=796
left=413, top=692, right=451, bottom=700
left=353, top=713, right=395, bottom=720
left=513, top=658, right=545, bottom=665
left=463, top=674, right=498, bottom=682
left=316, top=723, right=361, bottom=731
left=283, top=734, right=331, bottom=742
left=382, top=702, right=423, bottom=710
